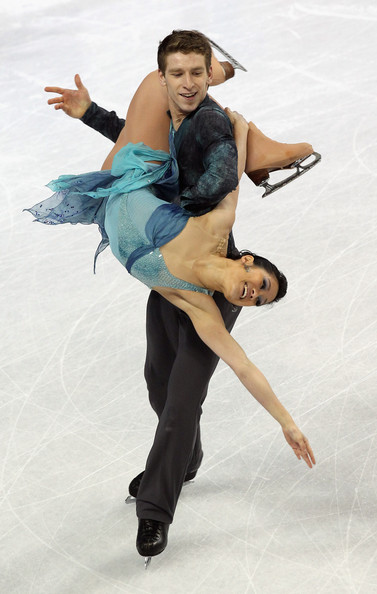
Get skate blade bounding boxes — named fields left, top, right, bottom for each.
left=144, top=556, right=151, bottom=569
left=206, top=37, right=247, bottom=72
left=261, top=151, right=322, bottom=197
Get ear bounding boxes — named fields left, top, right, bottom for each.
left=158, top=69, right=167, bottom=87
left=207, top=65, right=213, bottom=86
left=241, top=254, right=254, bottom=266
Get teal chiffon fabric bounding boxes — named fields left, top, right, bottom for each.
left=26, top=142, right=179, bottom=269
left=26, top=142, right=212, bottom=295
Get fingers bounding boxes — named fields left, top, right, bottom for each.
left=306, top=444, right=316, bottom=467
left=45, top=87, right=66, bottom=108
left=224, top=107, right=233, bottom=121
left=47, top=96, right=63, bottom=105
left=295, top=437, right=316, bottom=469
left=284, top=427, right=316, bottom=469
left=301, top=450, right=313, bottom=469
left=44, top=86, right=64, bottom=94
left=74, top=73, right=83, bottom=89
left=225, top=108, right=248, bottom=130
left=45, top=73, right=83, bottom=94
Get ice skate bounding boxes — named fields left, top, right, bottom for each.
left=246, top=121, right=321, bottom=196
left=125, top=470, right=144, bottom=504
left=206, top=37, right=247, bottom=72
left=253, top=151, right=322, bottom=197
left=144, top=556, right=151, bottom=569
left=136, top=519, right=169, bottom=569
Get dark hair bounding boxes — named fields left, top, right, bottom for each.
left=157, top=30, right=212, bottom=74
left=239, top=249, right=288, bottom=304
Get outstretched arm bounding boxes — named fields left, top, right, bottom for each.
left=44, top=55, right=231, bottom=145
left=157, top=288, right=316, bottom=469
left=45, top=74, right=125, bottom=143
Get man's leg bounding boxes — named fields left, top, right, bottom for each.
left=138, top=292, right=242, bottom=524
left=143, top=290, right=180, bottom=418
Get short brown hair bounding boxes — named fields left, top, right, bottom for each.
left=157, top=30, right=212, bottom=74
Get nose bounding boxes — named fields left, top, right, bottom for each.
left=183, top=73, right=194, bottom=88
left=249, top=286, right=261, bottom=303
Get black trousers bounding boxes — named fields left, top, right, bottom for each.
left=136, top=290, right=242, bottom=524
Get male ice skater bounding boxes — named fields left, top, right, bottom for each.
left=44, top=29, right=318, bottom=563
left=45, top=31, right=242, bottom=562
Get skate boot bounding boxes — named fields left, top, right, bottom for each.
left=220, top=61, right=236, bottom=81
left=246, top=121, right=321, bottom=196
left=136, top=519, right=169, bottom=569
left=248, top=152, right=321, bottom=197
left=125, top=469, right=197, bottom=504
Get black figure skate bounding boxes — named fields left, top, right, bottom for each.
left=136, top=519, right=169, bottom=569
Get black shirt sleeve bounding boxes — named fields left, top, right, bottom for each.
left=80, top=102, right=125, bottom=143
left=179, top=107, right=239, bottom=213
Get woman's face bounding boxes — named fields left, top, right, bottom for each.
left=223, top=256, right=279, bottom=307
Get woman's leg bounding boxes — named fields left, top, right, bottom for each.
left=101, top=66, right=315, bottom=182
left=101, top=72, right=171, bottom=169
left=245, top=121, right=313, bottom=180
left=101, top=54, right=234, bottom=170
left=210, top=53, right=235, bottom=85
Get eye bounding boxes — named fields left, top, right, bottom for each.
left=260, top=279, right=267, bottom=290
left=256, top=297, right=262, bottom=307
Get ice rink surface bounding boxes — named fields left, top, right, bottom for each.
left=2, top=0, right=377, bottom=592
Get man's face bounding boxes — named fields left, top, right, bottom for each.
left=159, top=52, right=213, bottom=121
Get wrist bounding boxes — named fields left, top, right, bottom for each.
left=279, top=412, right=295, bottom=430
left=80, top=100, right=95, bottom=122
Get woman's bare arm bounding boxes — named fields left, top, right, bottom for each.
left=157, top=287, right=316, bottom=469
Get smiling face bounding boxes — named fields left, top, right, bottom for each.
left=223, top=255, right=279, bottom=307
left=158, top=52, right=213, bottom=123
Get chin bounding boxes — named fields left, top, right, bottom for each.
left=226, top=295, right=240, bottom=307
left=181, top=103, right=199, bottom=114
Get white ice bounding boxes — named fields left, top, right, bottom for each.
left=1, top=1, right=377, bottom=592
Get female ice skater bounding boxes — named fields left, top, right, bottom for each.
left=26, top=110, right=315, bottom=480
left=33, top=30, right=317, bottom=566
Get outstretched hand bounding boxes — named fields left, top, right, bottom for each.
left=45, top=74, right=91, bottom=118
left=282, top=424, right=316, bottom=469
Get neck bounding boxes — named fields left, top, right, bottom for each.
left=193, top=255, right=228, bottom=293
left=169, top=101, right=187, bottom=131
left=168, top=94, right=207, bottom=130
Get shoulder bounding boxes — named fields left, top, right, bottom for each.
left=192, top=99, right=234, bottom=147
left=195, top=97, right=230, bottom=125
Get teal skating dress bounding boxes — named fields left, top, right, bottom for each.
left=26, top=141, right=211, bottom=295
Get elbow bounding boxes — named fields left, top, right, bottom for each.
left=230, top=172, right=239, bottom=191
left=219, top=176, right=238, bottom=198
left=230, top=359, right=250, bottom=384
